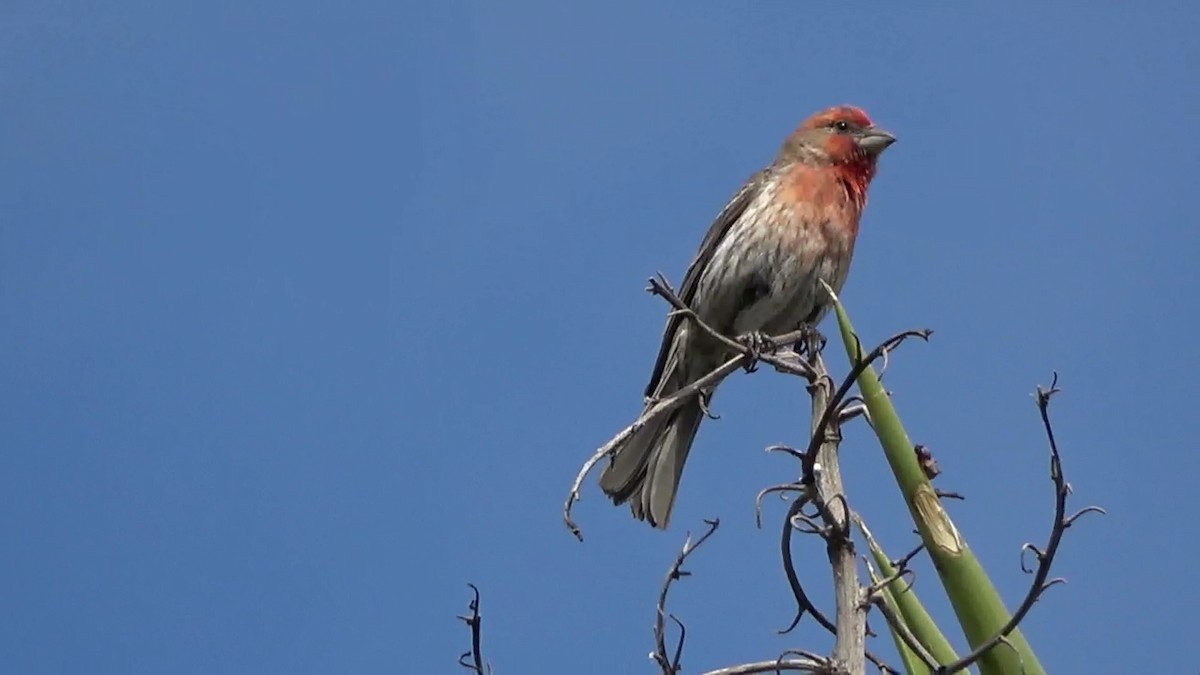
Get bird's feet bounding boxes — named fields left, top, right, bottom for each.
left=797, top=325, right=827, bottom=358
left=737, top=331, right=778, bottom=372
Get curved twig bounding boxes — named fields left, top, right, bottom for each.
left=701, top=654, right=833, bottom=674
left=937, top=373, right=1104, bottom=673
left=754, top=482, right=804, bottom=528
left=456, top=584, right=488, bottom=674
left=777, top=496, right=836, bottom=635
left=652, top=519, right=721, bottom=674
left=765, top=444, right=806, bottom=461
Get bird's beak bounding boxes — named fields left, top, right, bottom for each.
left=857, top=128, right=896, bottom=156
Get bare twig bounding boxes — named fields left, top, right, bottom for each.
left=754, top=482, right=805, bottom=528
left=456, top=584, right=488, bottom=674
left=836, top=402, right=868, bottom=424
left=866, top=593, right=940, bottom=671
left=938, top=373, right=1104, bottom=674
left=864, top=564, right=916, bottom=600
left=652, top=519, right=721, bottom=674
left=563, top=354, right=744, bottom=539
left=800, top=329, right=932, bottom=483
left=857, top=536, right=935, bottom=672
left=765, top=444, right=807, bottom=461
left=865, top=651, right=901, bottom=674
left=885, top=543, right=926, bottom=583
left=702, top=653, right=835, bottom=674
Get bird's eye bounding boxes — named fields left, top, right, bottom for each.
left=832, top=120, right=851, bottom=132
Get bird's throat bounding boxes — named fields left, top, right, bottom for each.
left=833, top=162, right=875, bottom=211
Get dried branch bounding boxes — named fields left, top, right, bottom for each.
left=803, top=353, right=865, bottom=673
left=702, top=653, right=835, bottom=674
left=937, top=373, right=1104, bottom=674
left=864, top=651, right=901, bottom=674
left=836, top=402, right=868, bottom=424
left=652, top=519, right=721, bottom=674
left=456, top=584, right=488, bottom=674
left=754, top=482, right=805, bottom=528
left=864, top=563, right=915, bottom=601
left=563, top=353, right=745, bottom=539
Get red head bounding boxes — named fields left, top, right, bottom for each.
left=782, top=105, right=895, bottom=177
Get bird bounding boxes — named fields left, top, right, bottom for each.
left=598, top=105, right=895, bottom=528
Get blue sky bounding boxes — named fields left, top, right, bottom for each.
left=3, top=3, right=1197, bottom=672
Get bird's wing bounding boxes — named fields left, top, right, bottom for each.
left=644, top=170, right=766, bottom=398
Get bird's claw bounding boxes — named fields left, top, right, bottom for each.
left=797, top=326, right=827, bottom=358
left=737, top=331, right=778, bottom=372
left=698, top=390, right=719, bottom=420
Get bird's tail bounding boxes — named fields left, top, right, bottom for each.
left=598, top=395, right=704, bottom=529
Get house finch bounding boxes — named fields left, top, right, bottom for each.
left=598, top=105, right=895, bottom=528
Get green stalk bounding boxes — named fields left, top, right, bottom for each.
left=833, top=301, right=1044, bottom=675
left=854, top=515, right=957, bottom=666
left=865, top=563, right=931, bottom=675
